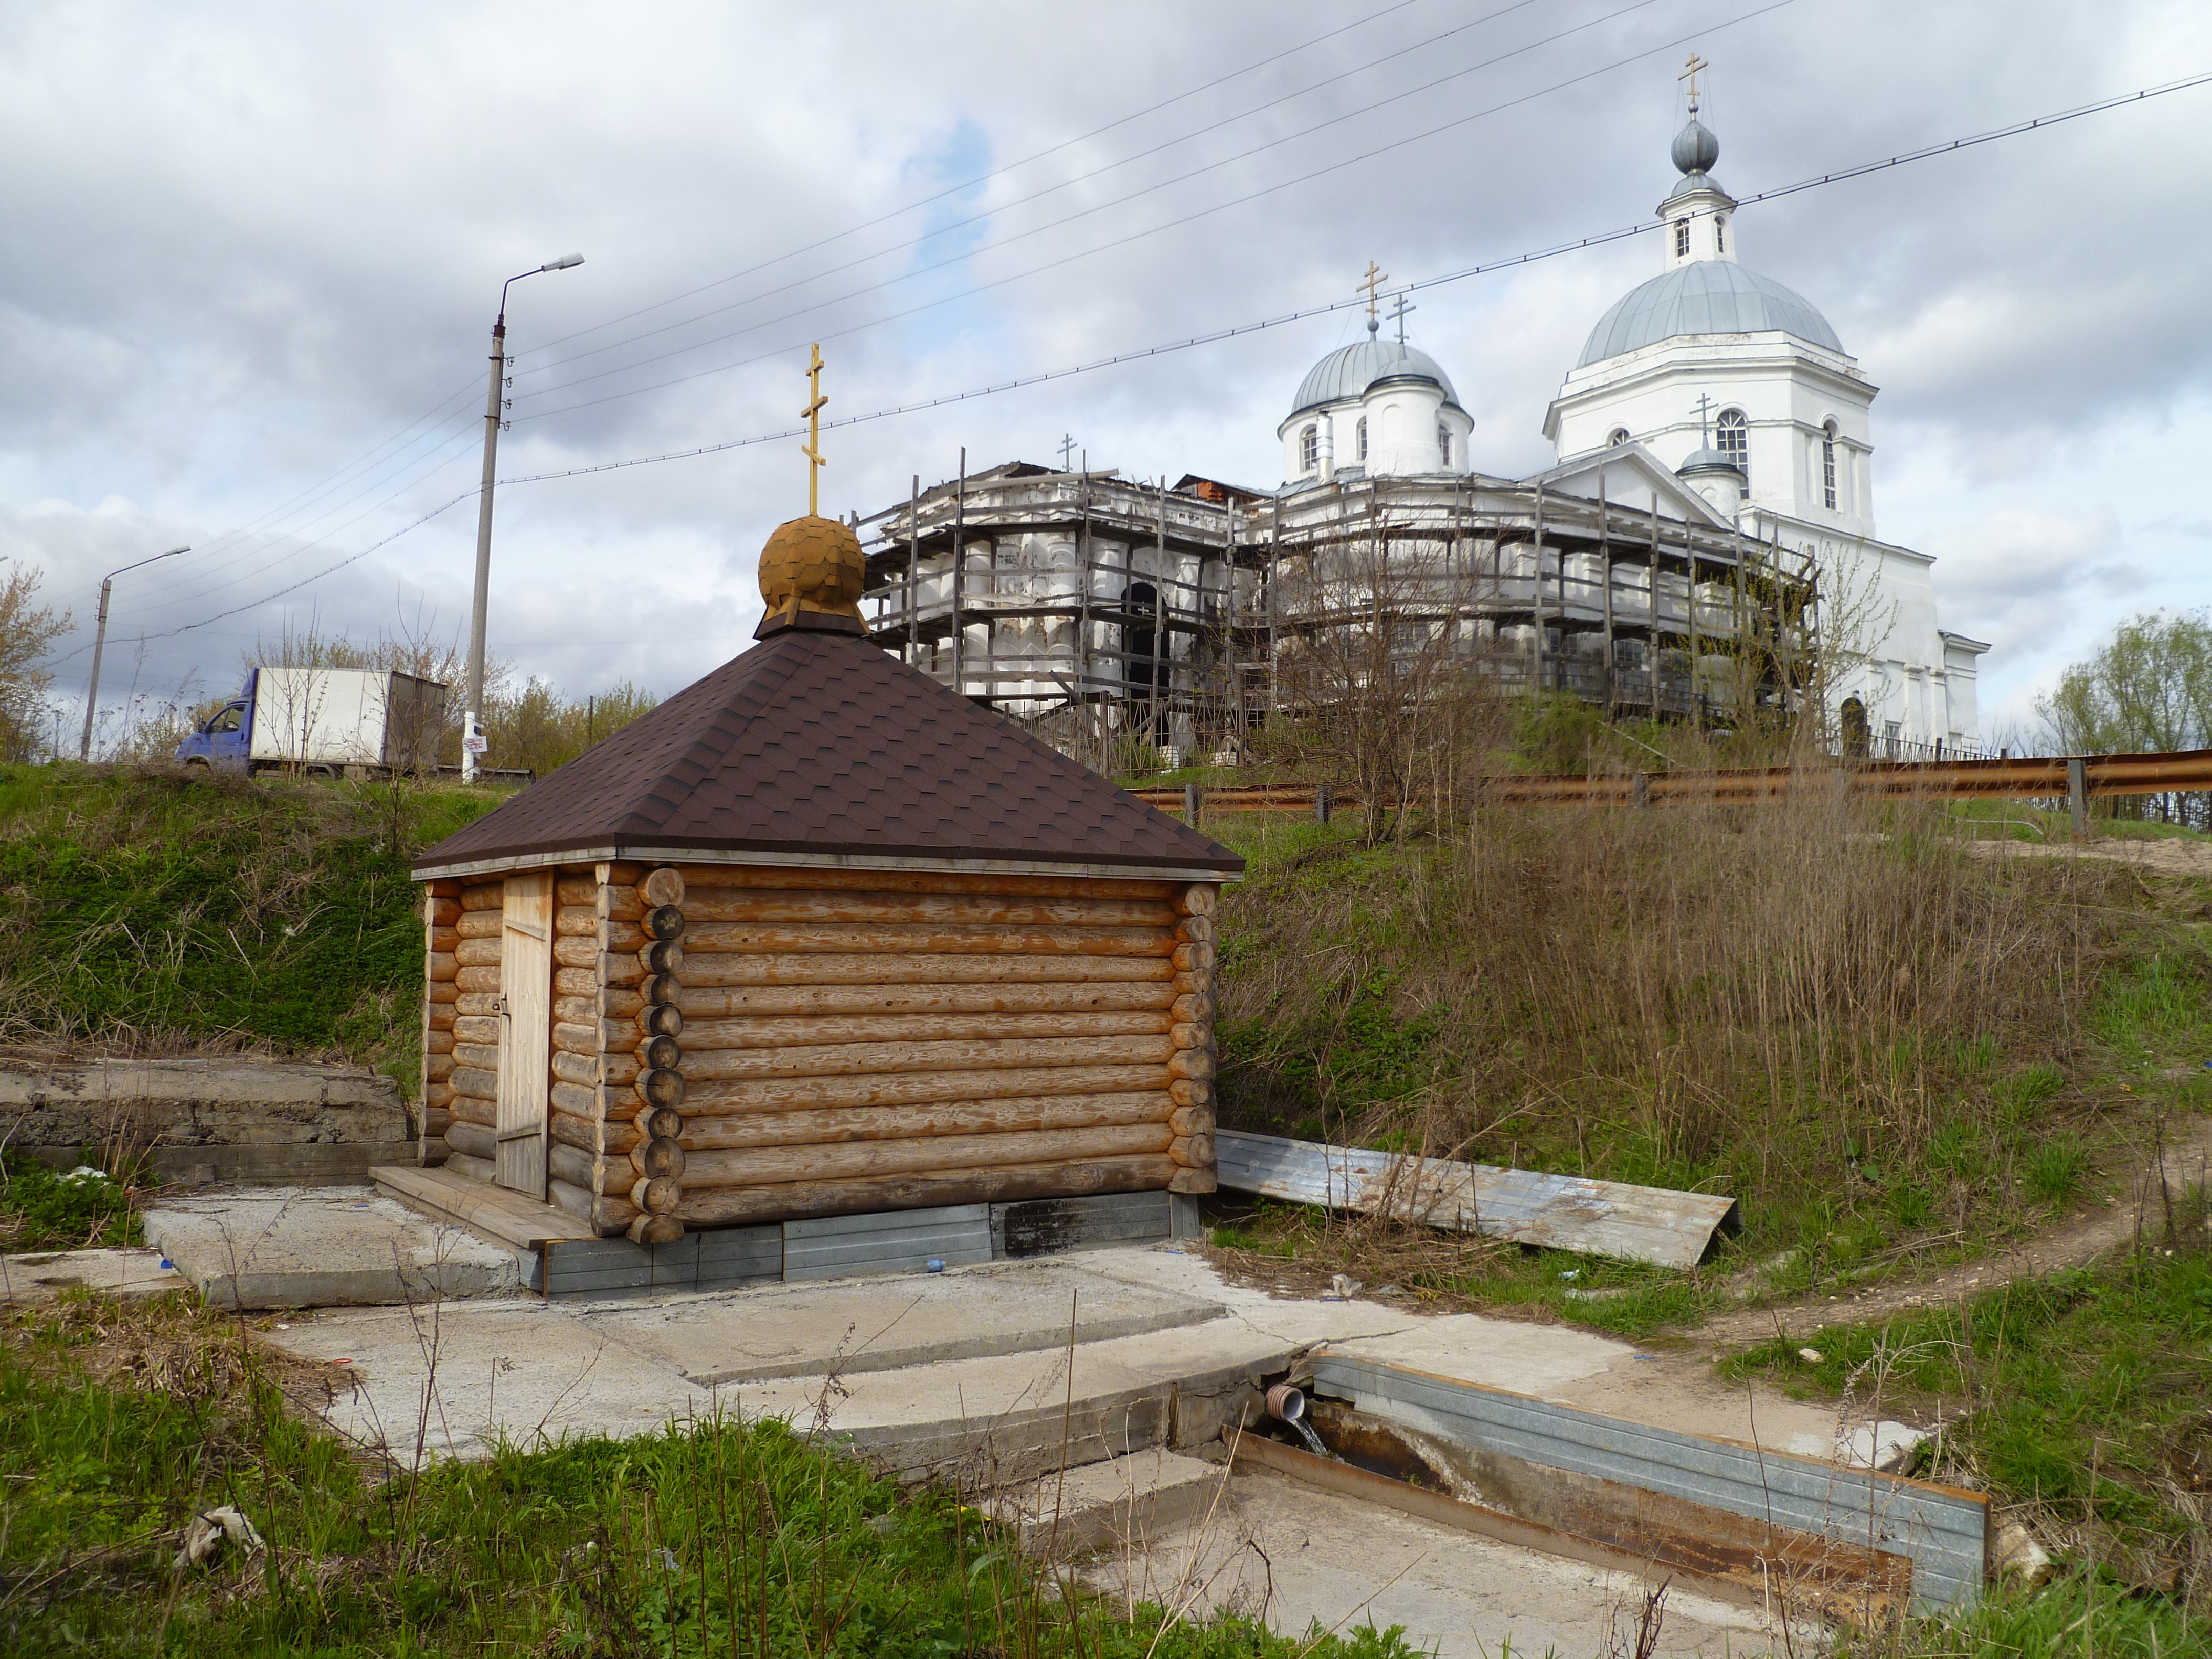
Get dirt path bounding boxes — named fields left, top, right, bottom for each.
left=1700, top=1112, right=2212, bottom=1347
left=1962, top=833, right=2212, bottom=878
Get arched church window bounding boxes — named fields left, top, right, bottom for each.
left=1300, top=425, right=1318, bottom=472
left=1822, top=420, right=1838, bottom=509
left=1437, top=424, right=1451, bottom=466
left=1356, top=418, right=1368, bottom=462
left=1674, top=218, right=1690, bottom=257
left=1716, top=408, right=1747, bottom=471
left=1715, top=214, right=1727, bottom=254
left=1608, top=427, right=1630, bottom=448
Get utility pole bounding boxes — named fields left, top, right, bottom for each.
left=463, top=253, right=583, bottom=782
left=79, top=544, right=188, bottom=761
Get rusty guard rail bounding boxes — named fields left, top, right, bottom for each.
left=1133, top=746, right=2212, bottom=814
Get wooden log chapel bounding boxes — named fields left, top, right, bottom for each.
left=404, top=493, right=1241, bottom=1266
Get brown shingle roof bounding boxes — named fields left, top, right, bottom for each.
left=413, top=627, right=1243, bottom=878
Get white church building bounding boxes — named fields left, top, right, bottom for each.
left=860, top=94, right=1987, bottom=762
left=1541, top=101, right=1988, bottom=754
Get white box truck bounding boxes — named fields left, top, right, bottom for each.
left=173, top=667, right=445, bottom=777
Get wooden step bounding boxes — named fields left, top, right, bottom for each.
left=371, top=1164, right=599, bottom=1253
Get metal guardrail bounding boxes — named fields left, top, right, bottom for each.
left=1132, top=746, right=2212, bottom=815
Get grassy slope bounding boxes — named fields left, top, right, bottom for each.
left=0, top=764, right=500, bottom=1094
left=1196, top=805, right=2212, bottom=1631
left=0, top=1292, right=1415, bottom=1659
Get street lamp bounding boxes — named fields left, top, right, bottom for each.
left=79, top=544, right=190, bottom=761
left=462, top=253, right=584, bottom=782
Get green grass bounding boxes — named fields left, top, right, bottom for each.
left=0, top=764, right=502, bottom=1091
left=1836, top=1572, right=2204, bottom=1659
left=1726, top=1243, right=2212, bottom=1567
left=0, top=1290, right=1418, bottom=1658
left=0, top=1151, right=145, bottom=1250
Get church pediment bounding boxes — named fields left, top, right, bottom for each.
left=1528, top=443, right=1735, bottom=528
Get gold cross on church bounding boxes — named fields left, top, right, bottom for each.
left=1356, top=261, right=1389, bottom=320
left=800, top=342, right=828, bottom=517
left=1679, top=53, right=1707, bottom=115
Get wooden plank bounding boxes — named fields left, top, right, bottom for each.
left=675, top=865, right=1176, bottom=901
left=668, top=981, right=1177, bottom=1018
left=677, top=1010, right=1172, bottom=1049
left=680, top=1064, right=1174, bottom=1117
left=682, top=922, right=1175, bottom=958
left=371, top=1162, right=598, bottom=1252
left=673, top=1154, right=1176, bottom=1228
left=497, top=870, right=554, bottom=1199
left=678, top=1121, right=1173, bottom=1190
left=677, top=1091, right=1172, bottom=1151
left=674, top=891, right=1177, bottom=928
left=680, top=1032, right=1174, bottom=1082
left=679, top=951, right=1174, bottom=988
left=1213, top=1129, right=1740, bottom=1270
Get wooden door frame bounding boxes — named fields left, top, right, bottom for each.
left=495, top=869, right=554, bottom=1198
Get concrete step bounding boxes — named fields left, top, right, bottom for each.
left=1, top=1247, right=183, bottom=1305
left=144, top=1186, right=521, bottom=1309
left=574, top=1259, right=1226, bottom=1385
left=989, top=1448, right=1225, bottom=1559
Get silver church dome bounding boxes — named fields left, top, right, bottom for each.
left=1290, top=334, right=1462, bottom=418
left=1576, top=261, right=1845, bottom=368
left=1670, top=117, right=1720, bottom=175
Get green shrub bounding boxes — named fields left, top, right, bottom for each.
left=0, top=1152, right=142, bottom=1250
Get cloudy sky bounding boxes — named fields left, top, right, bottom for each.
left=5, top=0, right=2208, bottom=754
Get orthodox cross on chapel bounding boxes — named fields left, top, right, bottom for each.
left=801, top=342, right=828, bottom=516
left=1390, top=292, right=1416, bottom=345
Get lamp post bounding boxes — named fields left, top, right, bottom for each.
left=79, top=544, right=189, bottom=761
left=462, top=253, right=584, bottom=782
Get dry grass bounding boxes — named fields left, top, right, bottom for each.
left=1213, top=784, right=2192, bottom=1257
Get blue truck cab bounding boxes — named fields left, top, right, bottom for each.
left=173, top=669, right=258, bottom=773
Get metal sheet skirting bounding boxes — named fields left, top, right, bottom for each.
left=1310, top=1353, right=1987, bottom=1613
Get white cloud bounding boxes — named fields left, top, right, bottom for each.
left=3, top=0, right=2210, bottom=748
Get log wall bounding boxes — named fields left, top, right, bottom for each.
left=421, top=859, right=1222, bottom=1242
left=418, top=880, right=463, bottom=1164
left=429, top=876, right=506, bottom=1165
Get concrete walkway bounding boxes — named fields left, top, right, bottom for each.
left=145, top=1187, right=519, bottom=1310
left=251, top=1240, right=1880, bottom=1654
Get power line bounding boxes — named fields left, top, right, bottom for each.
left=512, top=0, right=1560, bottom=386
left=511, top=0, right=1684, bottom=413
left=68, top=68, right=2212, bottom=658
left=516, top=0, right=1438, bottom=363
left=40, top=0, right=1450, bottom=631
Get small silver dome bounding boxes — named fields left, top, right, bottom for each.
left=1290, top=335, right=1462, bottom=418
left=1676, top=445, right=1745, bottom=477
left=1578, top=261, right=1844, bottom=367
left=1671, top=118, right=1720, bottom=175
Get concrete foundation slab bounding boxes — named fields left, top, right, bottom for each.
left=263, top=1300, right=708, bottom=1461
left=0, top=1246, right=183, bottom=1304
left=990, top=1447, right=1225, bottom=1558
left=144, top=1186, right=521, bottom=1310
left=1083, top=1466, right=1796, bottom=1657
left=577, top=1260, right=1226, bottom=1386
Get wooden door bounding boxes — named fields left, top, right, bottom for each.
left=495, top=870, right=554, bottom=1196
